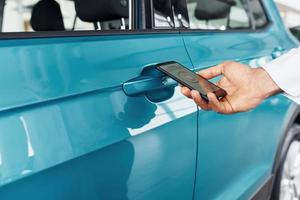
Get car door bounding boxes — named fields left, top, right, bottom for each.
left=0, top=0, right=198, bottom=199
left=178, top=0, right=298, bottom=199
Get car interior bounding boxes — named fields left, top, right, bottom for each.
left=0, top=0, right=265, bottom=32
left=153, top=0, right=251, bottom=29
left=0, top=0, right=130, bottom=32
left=30, top=0, right=65, bottom=31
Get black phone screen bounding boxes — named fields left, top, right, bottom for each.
left=156, top=61, right=227, bottom=99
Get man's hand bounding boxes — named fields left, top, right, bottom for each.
left=181, top=61, right=281, bottom=114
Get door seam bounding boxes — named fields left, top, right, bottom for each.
left=180, top=34, right=200, bottom=200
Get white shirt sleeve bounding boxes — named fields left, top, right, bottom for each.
left=263, top=48, right=300, bottom=104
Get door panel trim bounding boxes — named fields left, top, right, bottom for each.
left=271, top=104, right=300, bottom=174
left=250, top=176, right=273, bottom=200
left=0, top=24, right=274, bottom=41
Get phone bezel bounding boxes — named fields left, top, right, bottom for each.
left=156, top=61, right=227, bottom=101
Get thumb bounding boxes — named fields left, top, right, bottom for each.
left=207, top=92, right=226, bottom=113
left=198, top=63, right=224, bottom=80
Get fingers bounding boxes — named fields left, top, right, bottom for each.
left=197, top=61, right=236, bottom=80
left=181, top=89, right=231, bottom=113
left=198, top=63, right=224, bottom=80
left=181, top=86, right=192, bottom=99
left=207, top=92, right=232, bottom=114
left=181, top=87, right=211, bottom=110
left=190, top=90, right=211, bottom=110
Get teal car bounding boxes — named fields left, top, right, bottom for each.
left=0, top=0, right=299, bottom=199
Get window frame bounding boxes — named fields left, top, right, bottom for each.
left=0, top=0, right=4, bottom=31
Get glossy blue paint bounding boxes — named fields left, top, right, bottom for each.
left=0, top=0, right=298, bottom=199
left=180, top=1, right=299, bottom=199
left=122, top=65, right=178, bottom=102
left=0, top=34, right=198, bottom=199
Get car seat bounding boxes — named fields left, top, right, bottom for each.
left=153, top=0, right=173, bottom=16
left=74, top=0, right=128, bottom=29
left=30, top=0, right=65, bottom=31
left=172, top=0, right=190, bottom=27
left=194, top=0, right=236, bottom=20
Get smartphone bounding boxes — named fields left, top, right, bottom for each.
left=156, top=61, right=227, bottom=101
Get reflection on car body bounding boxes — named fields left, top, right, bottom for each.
left=0, top=0, right=298, bottom=200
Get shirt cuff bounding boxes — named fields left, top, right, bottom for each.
left=284, top=94, right=300, bottom=104
left=263, top=48, right=300, bottom=97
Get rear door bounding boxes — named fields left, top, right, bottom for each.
left=179, top=0, right=297, bottom=199
left=0, top=0, right=197, bottom=199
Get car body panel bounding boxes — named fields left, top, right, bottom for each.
left=0, top=34, right=198, bottom=200
left=195, top=89, right=293, bottom=200
left=0, top=0, right=298, bottom=199
left=180, top=1, right=298, bottom=199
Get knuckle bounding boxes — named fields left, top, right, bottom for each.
left=221, top=61, right=233, bottom=71
left=223, top=61, right=233, bottom=65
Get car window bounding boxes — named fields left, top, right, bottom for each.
left=186, top=0, right=251, bottom=30
left=290, top=27, right=300, bottom=41
left=153, top=0, right=174, bottom=28
left=248, top=0, right=268, bottom=28
left=153, top=0, right=268, bottom=31
left=1, top=0, right=131, bottom=32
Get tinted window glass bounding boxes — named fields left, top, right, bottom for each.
left=248, top=0, right=268, bottom=28
left=187, top=0, right=251, bottom=30
left=173, top=0, right=189, bottom=28
left=2, top=0, right=131, bottom=32
left=290, top=27, right=300, bottom=41
left=153, top=0, right=174, bottom=28
left=153, top=0, right=268, bottom=30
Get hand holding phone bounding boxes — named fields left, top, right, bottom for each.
left=156, top=61, right=227, bottom=101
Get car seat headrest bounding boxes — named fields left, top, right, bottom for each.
left=153, top=0, right=172, bottom=16
left=172, top=0, right=189, bottom=23
left=74, top=0, right=129, bottom=22
left=218, top=0, right=236, bottom=6
left=249, top=0, right=264, bottom=19
left=194, top=0, right=236, bottom=20
left=30, top=0, right=65, bottom=31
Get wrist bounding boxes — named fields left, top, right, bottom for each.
left=253, top=67, right=281, bottom=99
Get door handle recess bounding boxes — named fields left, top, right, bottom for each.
left=123, top=76, right=177, bottom=96
left=122, top=64, right=177, bottom=102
